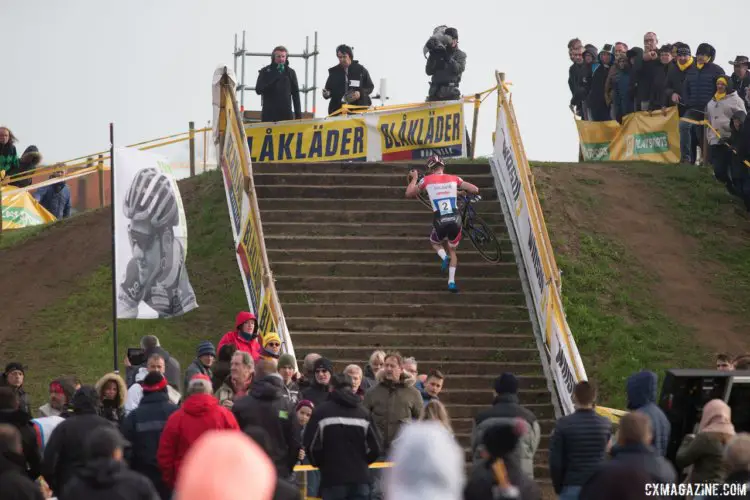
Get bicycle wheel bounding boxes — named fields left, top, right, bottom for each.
left=464, top=213, right=502, bottom=263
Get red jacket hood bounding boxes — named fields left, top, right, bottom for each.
left=218, top=331, right=261, bottom=361
left=182, top=393, right=219, bottom=416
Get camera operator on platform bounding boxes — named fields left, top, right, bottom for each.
left=322, top=44, right=374, bottom=116
left=425, top=27, right=466, bottom=102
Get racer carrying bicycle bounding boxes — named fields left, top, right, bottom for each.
left=405, top=154, right=479, bottom=293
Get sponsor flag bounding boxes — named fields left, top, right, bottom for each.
left=1, top=187, right=56, bottom=230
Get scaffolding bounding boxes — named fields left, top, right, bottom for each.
left=233, top=31, right=320, bottom=117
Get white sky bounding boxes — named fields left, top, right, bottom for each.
left=2, top=1, right=749, bottom=164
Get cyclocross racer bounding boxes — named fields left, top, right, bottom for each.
left=405, top=155, right=479, bottom=293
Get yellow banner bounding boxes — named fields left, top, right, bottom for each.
left=1, top=186, right=56, bottom=230
left=575, top=107, right=681, bottom=163
left=237, top=201, right=264, bottom=312
left=377, top=103, right=464, bottom=157
left=257, top=290, right=279, bottom=344
left=245, top=118, right=367, bottom=163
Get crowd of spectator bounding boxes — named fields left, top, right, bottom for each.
left=567, top=33, right=750, bottom=213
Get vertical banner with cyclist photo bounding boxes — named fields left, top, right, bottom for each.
left=113, top=147, right=198, bottom=319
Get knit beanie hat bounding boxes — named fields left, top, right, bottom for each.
left=262, top=332, right=281, bottom=348
left=444, top=27, right=458, bottom=41
left=494, top=372, right=518, bottom=395
left=697, top=43, right=715, bottom=58
left=676, top=44, right=691, bottom=57
left=142, top=372, right=168, bottom=393
left=296, top=400, right=314, bottom=413
left=4, top=363, right=24, bottom=376
left=278, top=353, right=296, bottom=369
left=483, top=419, right=528, bottom=458
left=196, top=341, right=216, bottom=358
left=313, top=357, right=334, bottom=374
left=385, top=421, right=465, bottom=500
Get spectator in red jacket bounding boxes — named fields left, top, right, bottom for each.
left=217, top=311, right=261, bottom=362
left=157, top=374, right=239, bottom=489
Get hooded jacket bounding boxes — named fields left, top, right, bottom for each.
left=157, top=393, right=239, bottom=488
left=684, top=44, right=726, bottom=117
left=95, top=373, right=127, bottom=423
left=626, top=371, right=671, bottom=457
left=7, top=146, right=41, bottom=188
left=42, top=386, right=116, bottom=495
left=255, top=56, right=302, bottom=122
left=0, top=449, right=44, bottom=500
left=303, top=386, right=382, bottom=488
left=471, top=394, right=541, bottom=478
left=363, top=371, right=423, bottom=452
left=120, top=390, right=179, bottom=499
left=217, top=312, right=261, bottom=361
left=232, top=375, right=300, bottom=477
left=666, top=56, right=696, bottom=116
left=706, top=77, right=747, bottom=146
left=587, top=50, right=615, bottom=121
left=59, top=458, right=159, bottom=500
left=0, top=409, right=42, bottom=480
left=323, top=61, right=374, bottom=115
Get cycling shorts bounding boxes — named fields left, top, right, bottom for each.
left=430, top=214, right=462, bottom=248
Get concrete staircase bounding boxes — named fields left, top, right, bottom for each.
left=254, top=161, right=556, bottom=479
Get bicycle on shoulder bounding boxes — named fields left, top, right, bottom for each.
left=404, top=154, right=483, bottom=293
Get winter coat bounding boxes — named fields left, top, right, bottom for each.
left=580, top=443, right=676, bottom=500
left=730, top=114, right=750, bottom=180
left=472, top=394, right=541, bottom=478
left=183, top=359, right=212, bottom=392
left=59, top=458, right=159, bottom=500
left=232, top=375, right=300, bottom=477
left=649, top=61, right=673, bottom=111
left=706, top=87, right=747, bottom=145
left=215, top=376, right=252, bottom=405
left=666, top=58, right=696, bottom=116
left=732, top=72, right=750, bottom=111
left=125, top=347, right=182, bottom=393
left=282, top=380, right=300, bottom=404
left=684, top=60, right=726, bottom=117
left=464, top=458, right=541, bottom=500
left=633, top=54, right=662, bottom=105
left=30, top=416, right=64, bottom=452
left=217, top=330, right=261, bottom=362
left=120, top=390, right=178, bottom=499
left=548, top=408, right=612, bottom=493
left=0, top=409, right=42, bottom=480
left=300, top=381, right=330, bottom=407
left=362, top=371, right=423, bottom=452
left=613, top=66, right=634, bottom=121
left=323, top=61, right=374, bottom=115
left=587, top=60, right=614, bottom=121
left=157, top=393, right=239, bottom=488
left=569, top=62, right=591, bottom=108
left=303, top=387, right=382, bottom=488
left=95, top=373, right=127, bottom=424
left=0, top=450, right=44, bottom=500
left=125, top=368, right=181, bottom=415
left=362, top=365, right=377, bottom=392
left=426, top=46, right=467, bottom=101
left=7, top=146, right=41, bottom=188
left=34, top=181, right=71, bottom=220
left=604, top=64, right=618, bottom=107
left=626, top=371, right=671, bottom=457
left=676, top=432, right=729, bottom=484
left=42, top=388, right=116, bottom=495
left=0, top=375, right=31, bottom=418
left=256, top=58, right=302, bottom=122
left=0, top=142, right=19, bottom=175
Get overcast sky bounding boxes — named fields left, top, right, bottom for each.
left=2, top=1, right=748, bottom=165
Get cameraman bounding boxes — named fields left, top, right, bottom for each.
left=426, top=27, right=466, bottom=102
left=322, top=44, right=374, bottom=116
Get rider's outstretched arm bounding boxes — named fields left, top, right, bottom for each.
left=460, top=181, right=480, bottom=195
left=405, top=172, right=420, bottom=198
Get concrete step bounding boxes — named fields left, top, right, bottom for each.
left=253, top=161, right=492, bottom=175
left=253, top=172, right=497, bottom=188
left=291, top=332, right=536, bottom=349
left=257, top=198, right=503, bottom=213
left=274, top=276, right=522, bottom=293
left=454, top=432, right=550, bottom=450
left=451, top=417, right=556, bottom=435
left=261, top=222, right=506, bottom=238
left=294, top=346, right=540, bottom=363
left=264, top=235, right=511, bottom=252
left=269, top=249, right=509, bottom=265
left=440, top=375, right=548, bottom=391
left=255, top=184, right=499, bottom=200
left=278, top=290, right=528, bottom=306
left=261, top=210, right=506, bottom=225
left=271, top=261, right=517, bottom=279
left=445, top=403, right=555, bottom=420
left=284, top=303, right=530, bottom=321
left=304, top=359, right=543, bottom=377
left=439, top=389, right=550, bottom=405
left=285, top=317, right=532, bottom=334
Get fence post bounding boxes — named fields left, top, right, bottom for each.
left=203, top=127, right=207, bottom=172
left=189, top=121, right=196, bottom=177
left=98, top=154, right=105, bottom=207
left=470, top=93, right=481, bottom=159
left=0, top=176, right=4, bottom=235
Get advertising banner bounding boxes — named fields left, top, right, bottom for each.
left=1, top=186, right=55, bottom=230
left=243, top=101, right=466, bottom=163
left=574, top=107, right=681, bottom=163
left=113, top=147, right=198, bottom=319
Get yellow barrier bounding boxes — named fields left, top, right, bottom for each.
left=293, top=462, right=393, bottom=500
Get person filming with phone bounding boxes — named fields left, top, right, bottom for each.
left=322, top=44, right=374, bottom=116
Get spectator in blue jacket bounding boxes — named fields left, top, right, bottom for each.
left=549, top=381, right=611, bottom=500
left=684, top=43, right=726, bottom=159
left=34, top=167, right=71, bottom=220
left=626, top=370, right=671, bottom=457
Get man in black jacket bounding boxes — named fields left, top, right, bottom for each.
left=648, top=44, right=673, bottom=112
left=126, top=335, right=182, bottom=393
left=666, top=43, right=697, bottom=162
left=323, top=45, right=374, bottom=116
left=0, top=424, right=44, bottom=500
left=42, top=386, right=116, bottom=496
left=0, top=388, right=41, bottom=481
left=256, top=46, right=302, bottom=123
left=730, top=55, right=750, bottom=111
left=301, top=357, right=333, bottom=407
left=232, top=373, right=299, bottom=478
left=120, top=372, right=178, bottom=500
left=426, top=27, right=467, bottom=102
left=633, top=32, right=661, bottom=112
left=548, top=381, right=611, bottom=498
left=303, top=374, right=382, bottom=500
left=568, top=43, right=588, bottom=119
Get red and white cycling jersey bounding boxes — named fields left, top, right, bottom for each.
left=418, top=173, right=464, bottom=216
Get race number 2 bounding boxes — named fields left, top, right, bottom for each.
left=435, top=197, right=455, bottom=216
